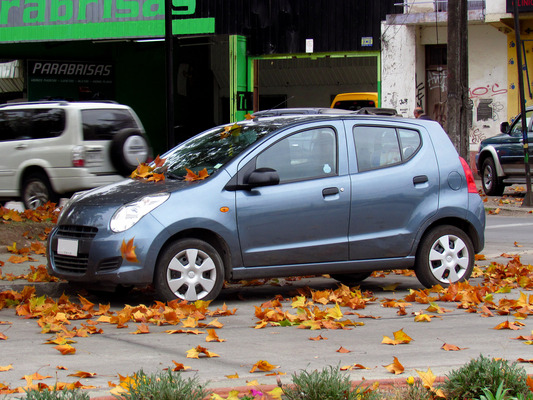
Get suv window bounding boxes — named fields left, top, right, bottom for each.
left=0, top=108, right=65, bottom=141
left=509, top=110, right=533, bottom=136
left=354, top=126, right=421, bottom=172
left=82, top=109, right=138, bottom=140
left=256, top=127, right=337, bottom=182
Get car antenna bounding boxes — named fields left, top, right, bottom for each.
left=255, top=96, right=294, bottom=116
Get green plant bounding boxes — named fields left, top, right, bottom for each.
left=281, top=365, right=380, bottom=400
left=442, top=355, right=531, bottom=400
left=21, top=388, right=89, bottom=400
left=115, top=369, right=211, bottom=400
left=380, top=378, right=434, bottom=400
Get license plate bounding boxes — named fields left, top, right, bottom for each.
left=57, top=238, right=78, bottom=257
left=86, top=150, right=103, bottom=163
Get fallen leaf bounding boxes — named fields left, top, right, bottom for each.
left=441, top=343, right=467, bottom=351
left=250, top=360, right=279, bottom=373
left=120, top=238, right=138, bottom=263
left=336, top=346, right=351, bottom=353
left=384, top=356, right=404, bottom=374
left=382, top=328, right=413, bottom=345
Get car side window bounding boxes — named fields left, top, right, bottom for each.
left=82, top=109, right=138, bottom=140
left=354, top=126, right=420, bottom=172
left=510, top=110, right=533, bottom=136
left=256, top=127, right=337, bottom=183
left=0, top=109, right=65, bottom=141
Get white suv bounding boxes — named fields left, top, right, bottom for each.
left=0, top=101, right=150, bottom=209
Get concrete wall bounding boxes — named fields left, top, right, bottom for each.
left=381, top=20, right=507, bottom=151
left=381, top=23, right=418, bottom=117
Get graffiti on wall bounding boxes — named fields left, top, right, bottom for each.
left=468, top=83, right=507, bottom=144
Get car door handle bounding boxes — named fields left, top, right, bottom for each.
left=322, top=187, right=339, bottom=197
left=15, top=144, right=28, bottom=150
left=413, top=175, right=428, bottom=185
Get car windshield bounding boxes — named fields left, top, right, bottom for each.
left=161, top=121, right=279, bottom=179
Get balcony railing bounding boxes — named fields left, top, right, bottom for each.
left=394, top=0, right=485, bottom=13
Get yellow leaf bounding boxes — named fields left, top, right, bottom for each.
left=416, top=368, right=436, bottom=389
left=382, top=328, right=413, bottom=345
left=54, top=344, right=76, bottom=355
left=206, top=329, right=225, bottom=342
left=384, top=356, right=404, bottom=374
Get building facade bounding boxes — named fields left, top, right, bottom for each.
left=382, top=0, right=533, bottom=167
left=0, top=0, right=396, bottom=154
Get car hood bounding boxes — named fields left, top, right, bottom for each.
left=71, top=178, right=194, bottom=207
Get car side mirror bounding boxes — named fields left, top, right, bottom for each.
left=500, top=121, right=510, bottom=134
left=245, top=168, right=280, bottom=188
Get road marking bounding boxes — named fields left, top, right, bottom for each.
left=486, top=222, right=533, bottom=229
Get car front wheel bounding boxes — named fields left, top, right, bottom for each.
left=414, top=225, right=474, bottom=288
left=155, top=239, right=225, bottom=302
left=481, top=157, right=505, bottom=196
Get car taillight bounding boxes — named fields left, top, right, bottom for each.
left=72, top=146, right=85, bottom=168
left=459, top=157, right=477, bottom=193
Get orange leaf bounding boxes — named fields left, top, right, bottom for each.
left=54, top=344, right=76, bottom=355
left=206, top=329, right=225, bottom=342
left=383, top=356, right=404, bottom=374
left=250, top=360, right=279, bottom=373
left=0, top=332, right=7, bottom=340
left=493, top=321, right=524, bottom=330
left=153, top=155, right=166, bottom=168
left=336, top=346, right=351, bottom=353
left=225, top=373, right=239, bottom=379
left=67, top=371, right=97, bottom=378
left=0, top=364, right=13, bottom=372
left=309, top=335, right=328, bottom=341
left=171, top=361, right=191, bottom=371
left=130, top=323, right=150, bottom=334
left=120, top=238, right=138, bottom=263
left=184, top=168, right=209, bottom=181
left=7, top=255, right=28, bottom=264
left=441, top=343, right=467, bottom=351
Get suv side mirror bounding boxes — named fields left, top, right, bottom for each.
left=500, top=121, right=510, bottom=134
left=245, top=168, right=280, bottom=187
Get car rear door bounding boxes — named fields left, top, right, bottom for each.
left=345, top=121, right=439, bottom=260
left=235, top=121, right=351, bottom=267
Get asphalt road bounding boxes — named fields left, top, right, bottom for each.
left=0, top=214, right=532, bottom=397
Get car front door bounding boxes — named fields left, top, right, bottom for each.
left=346, top=122, right=439, bottom=260
left=501, top=110, right=533, bottom=176
left=235, top=122, right=351, bottom=267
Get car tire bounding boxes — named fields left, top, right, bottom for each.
left=110, top=128, right=150, bottom=176
left=331, top=272, right=372, bottom=287
left=414, top=225, right=474, bottom=288
left=22, top=172, right=58, bottom=209
left=155, top=239, right=225, bottom=302
left=481, top=157, right=505, bottom=196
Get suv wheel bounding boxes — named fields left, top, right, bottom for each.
left=155, top=239, right=225, bottom=302
left=415, top=225, right=474, bottom=288
left=331, top=272, right=372, bottom=287
left=481, top=157, right=505, bottom=196
left=22, top=172, right=58, bottom=209
left=110, top=128, right=150, bottom=176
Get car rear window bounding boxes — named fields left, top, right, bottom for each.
left=82, top=109, right=139, bottom=140
left=0, top=108, right=65, bottom=141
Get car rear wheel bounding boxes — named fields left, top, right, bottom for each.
left=110, top=128, right=150, bottom=176
left=481, top=157, right=505, bottom=196
left=155, top=239, right=225, bottom=302
left=22, top=172, right=58, bottom=209
left=331, top=272, right=372, bottom=287
left=415, top=225, right=474, bottom=288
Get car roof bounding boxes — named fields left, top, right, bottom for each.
left=252, top=107, right=356, bottom=117
left=0, top=100, right=127, bottom=110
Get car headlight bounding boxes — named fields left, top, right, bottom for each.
left=110, top=193, right=170, bottom=232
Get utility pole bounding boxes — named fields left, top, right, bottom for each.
left=164, top=0, right=175, bottom=151
left=447, top=0, right=469, bottom=160
left=512, top=1, right=533, bottom=207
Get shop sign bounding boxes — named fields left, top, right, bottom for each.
left=507, top=0, right=533, bottom=12
left=27, top=60, right=115, bottom=101
left=0, top=0, right=214, bottom=42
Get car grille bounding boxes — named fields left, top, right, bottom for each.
left=56, top=225, right=98, bottom=239
left=52, top=225, right=98, bottom=274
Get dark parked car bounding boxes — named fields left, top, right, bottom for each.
left=476, top=106, right=533, bottom=195
left=47, top=113, right=485, bottom=302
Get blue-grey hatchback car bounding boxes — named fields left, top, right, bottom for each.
left=47, top=113, right=485, bottom=302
